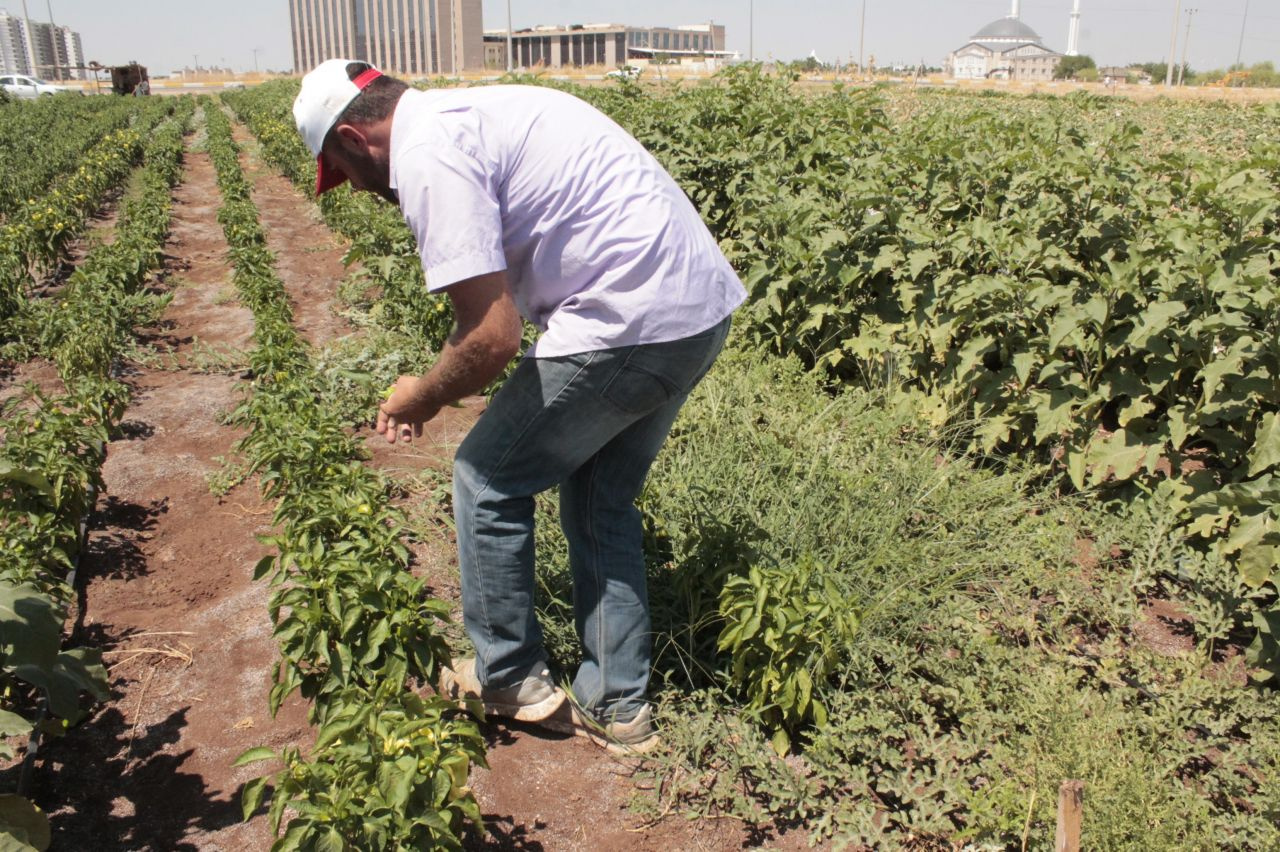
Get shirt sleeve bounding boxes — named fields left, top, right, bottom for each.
left=396, top=141, right=507, bottom=292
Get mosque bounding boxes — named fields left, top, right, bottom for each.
left=945, top=0, right=1081, bottom=81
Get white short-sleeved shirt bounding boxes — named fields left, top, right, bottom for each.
left=388, top=86, right=746, bottom=358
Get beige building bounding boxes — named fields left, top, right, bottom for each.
left=289, top=0, right=484, bottom=76
left=484, top=22, right=729, bottom=71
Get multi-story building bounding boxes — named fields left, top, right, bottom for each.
left=0, top=11, right=83, bottom=78
left=484, top=22, right=728, bottom=71
left=53, top=25, right=84, bottom=79
left=288, top=0, right=485, bottom=76
left=29, top=21, right=82, bottom=79
left=0, top=11, right=30, bottom=75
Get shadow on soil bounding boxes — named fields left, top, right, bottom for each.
left=467, top=816, right=547, bottom=850
left=35, top=704, right=244, bottom=851
left=83, top=495, right=167, bottom=582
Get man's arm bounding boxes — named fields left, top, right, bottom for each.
left=376, top=270, right=522, bottom=443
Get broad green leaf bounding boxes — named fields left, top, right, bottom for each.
left=975, top=416, right=1011, bottom=453
left=272, top=818, right=312, bottom=852
left=239, top=775, right=270, bottom=822
left=252, top=556, right=275, bottom=581
left=1247, top=412, right=1280, bottom=478
left=0, top=584, right=62, bottom=672
left=1129, top=301, right=1186, bottom=350
left=770, top=727, right=791, bottom=758
left=1246, top=609, right=1280, bottom=677
left=1032, top=390, right=1076, bottom=444
left=1225, top=511, right=1272, bottom=556
left=1087, top=431, right=1150, bottom=485
left=0, top=462, right=55, bottom=499
left=1047, top=309, right=1085, bottom=351
left=0, top=710, right=31, bottom=739
left=1116, top=397, right=1151, bottom=428
left=1238, top=544, right=1277, bottom=589
left=1066, top=448, right=1087, bottom=491
left=0, top=794, right=49, bottom=852
left=1011, top=351, right=1038, bottom=388
left=314, top=827, right=344, bottom=852
left=232, top=746, right=277, bottom=767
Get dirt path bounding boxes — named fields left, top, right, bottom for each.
left=232, top=124, right=349, bottom=349
left=35, top=132, right=311, bottom=852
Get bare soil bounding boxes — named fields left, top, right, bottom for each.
left=19, top=120, right=766, bottom=850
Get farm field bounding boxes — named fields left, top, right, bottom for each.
left=1, top=72, right=1279, bottom=850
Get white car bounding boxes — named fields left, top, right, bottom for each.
left=606, top=65, right=642, bottom=81
left=1, top=74, right=72, bottom=99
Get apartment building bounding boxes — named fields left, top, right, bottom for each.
left=0, top=11, right=84, bottom=78
left=288, top=0, right=485, bottom=76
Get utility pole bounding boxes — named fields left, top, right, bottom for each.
left=505, top=0, right=513, bottom=72
left=1235, top=0, right=1250, bottom=68
left=18, top=0, right=36, bottom=78
left=858, top=0, right=866, bottom=79
left=1178, top=8, right=1196, bottom=86
left=1164, top=0, right=1181, bottom=87
left=252, top=47, right=261, bottom=73
left=45, top=0, right=59, bottom=80
left=749, top=0, right=754, bottom=62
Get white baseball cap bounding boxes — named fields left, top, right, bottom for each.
left=292, top=58, right=383, bottom=194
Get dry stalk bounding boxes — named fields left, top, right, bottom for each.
left=125, top=664, right=157, bottom=771
left=227, top=501, right=273, bottom=516
left=103, top=642, right=194, bottom=671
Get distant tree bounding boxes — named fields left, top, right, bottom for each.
left=1135, top=61, right=1197, bottom=84
left=1196, top=61, right=1280, bottom=88
left=790, top=56, right=824, bottom=73
left=1245, top=61, right=1280, bottom=87
left=1053, top=55, right=1096, bottom=80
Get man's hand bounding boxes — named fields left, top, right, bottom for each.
left=372, top=270, right=521, bottom=446
left=376, top=375, right=440, bottom=444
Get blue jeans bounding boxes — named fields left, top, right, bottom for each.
left=454, top=316, right=731, bottom=722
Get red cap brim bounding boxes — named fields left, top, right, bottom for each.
left=315, top=152, right=348, bottom=195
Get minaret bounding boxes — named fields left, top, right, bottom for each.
left=1066, top=0, right=1082, bottom=55
left=1010, top=0, right=1021, bottom=18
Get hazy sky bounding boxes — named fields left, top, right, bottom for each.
left=20, top=0, right=1274, bottom=77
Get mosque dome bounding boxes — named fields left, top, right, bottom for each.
left=971, top=17, right=1043, bottom=43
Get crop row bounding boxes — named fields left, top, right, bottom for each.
left=198, top=100, right=484, bottom=850
left=222, top=87, right=453, bottom=356
left=0, top=99, right=192, bottom=850
left=0, top=98, right=175, bottom=324
left=0, top=95, right=145, bottom=221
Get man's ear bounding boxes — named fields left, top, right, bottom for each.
left=333, top=123, right=367, bottom=152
